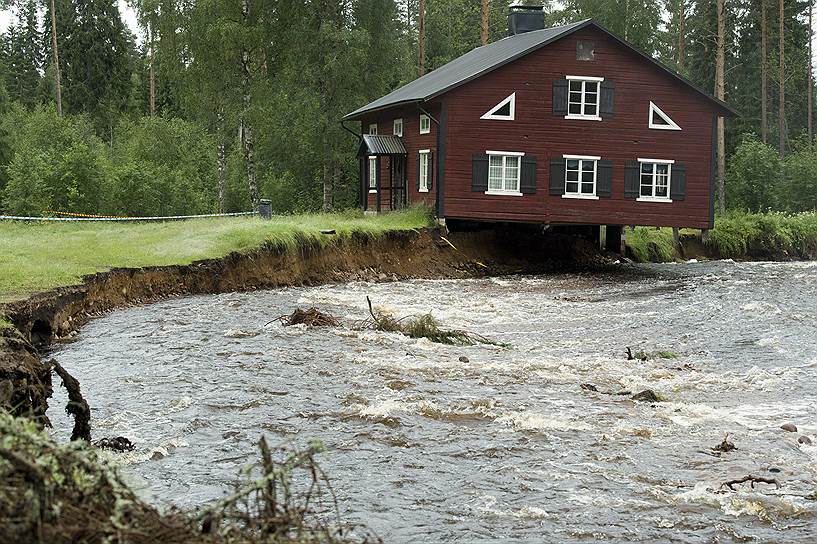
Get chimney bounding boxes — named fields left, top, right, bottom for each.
left=507, top=5, right=545, bottom=36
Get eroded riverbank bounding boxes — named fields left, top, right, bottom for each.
left=50, top=261, right=817, bottom=542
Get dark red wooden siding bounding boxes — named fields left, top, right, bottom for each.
left=440, top=27, right=717, bottom=228
left=361, top=104, right=439, bottom=213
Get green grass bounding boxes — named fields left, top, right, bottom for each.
left=626, top=227, right=677, bottom=263
left=0, top=207, right=432, bottom=303
left=707, top=210, right=817, bottom=259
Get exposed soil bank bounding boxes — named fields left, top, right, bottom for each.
left=0, top=227, right=606, bottom=427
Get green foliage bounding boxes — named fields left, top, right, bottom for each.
left=781, top=137, right=817, bottom=212
left=2, top=106, right=110, bottom=215
left=726, top=134, right=782, bottom=211
left=626, top=227, right=677, bottom=262
left=0, top=206, right=433, bottom=301
left=707, top=210, right=817, bottom=259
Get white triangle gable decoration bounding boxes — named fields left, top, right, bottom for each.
left=481, top=92, right=516, bottom=120
left=649, top=101, right=681, bottom=130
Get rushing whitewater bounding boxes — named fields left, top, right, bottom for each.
left=50, top=261, right=817, bottom=542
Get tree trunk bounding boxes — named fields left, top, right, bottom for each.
left=779, top=0, right=785, bottom=157
left=761, top=0, right=768, bottom=143
left=148, top=21, right=156, bottom=117
left=807, top=0, right=814, bottom=143
left=480, top=0, right=489, bottom=46
left=418, top=0, right=426, bottom=75
left=241, top=0, right=259, bottom=210
left=48, top=0, right=63, bottom=116
left=217, top=141, right=226, bottom=213
left=322, top=161, right=333, bottom=212
left=715, top=0, right=726, bottom=213
left=677, top=0, right=685, bottom=69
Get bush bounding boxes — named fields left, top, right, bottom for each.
left=726, top=134, right=781, bottom=212
left=626, top=227, right=676, bottom=262
left=708, top=210, right=817, bottom=259
left=781, top=138, right=817, bottom=212
left=2, top=106, right=111, bottom=215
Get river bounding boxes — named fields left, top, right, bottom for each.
left=50, top=260, right=817, bottom=542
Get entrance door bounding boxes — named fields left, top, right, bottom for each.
left=391, top=156, right=407, bottom=210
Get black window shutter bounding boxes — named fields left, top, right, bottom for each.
left=553, top=80, right=568, bottom=116
left=472, top=154, right=489, bottom=192
left=428, top=154, right=434, bottom=191
left=670, top=163, right=686, bottom=200
left=600, top=80, right=615, bottom=118
left=624, top=160, right=639, bottom=199
left=549, top=158, right=565, bottom=195
left=597, top=159, right=613, bottom=197
left=415, top=153, right=421, bottom=191
left=520, top=156, right=536, bottom=194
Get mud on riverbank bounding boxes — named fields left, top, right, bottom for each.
left=0, top=227, right=606, bottom=426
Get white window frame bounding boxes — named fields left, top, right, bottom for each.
left=368, top=123, right=377, bottom=135
left=480, top=92, right=516, bottom=121
left=419, top=114, right=431, bottom=134
left=418, top=149, right=430, bottom=193
left=648, top=102, right=682, bottom=131
left=636, top=158, right=674, bottom=202
left=562, top=154, right=600, bottom=200
left=393, top=118, right=403, bottom=137
left=565, top=75, right=603, bottom=121
left=368, top=156, right=377, bottom=192
left=485, top=150, right=524, bottom=196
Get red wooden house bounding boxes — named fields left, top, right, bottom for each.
left=343, top=8, right=735, bottom=233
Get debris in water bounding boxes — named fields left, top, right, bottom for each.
left=631, top=389, right=661, bottom=403
left=712, top=434, right=736, bottom=453
left=780, top=423, right=798, bottom=432
left=626, top=348, right=679, bottom=361
left=359, top=296, right=508, bottom=347
left=720, top=475, right=781, bottom=491
left=51, top=360, right=91, bottom=442
left=94, top=436, right=136, bottom=452
left=278, top=307, right=339, bottom=327
left=626, top=347, right=647, bottom=361
left=580, top=383, right=598, bottom=392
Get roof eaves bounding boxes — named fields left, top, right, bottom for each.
left=425, top=19, right=592, bottom=101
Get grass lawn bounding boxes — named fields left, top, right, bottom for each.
left=0, top=207, right=432, bottom=303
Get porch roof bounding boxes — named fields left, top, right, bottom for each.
left=357, top=134, right=407, bottom=157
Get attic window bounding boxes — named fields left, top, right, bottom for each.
left=481, top=92, right=516, bottom=120
left=577, top=41, right=595, bottom=61
left=566, top=76, right=603, bottom=121
left=393, top=118, right=403, bottom=137
left=648, top=102, right=682, bottom=130
left=419, top=114, right=431, bottom=134
left=369, top=123, right=377, bottom=135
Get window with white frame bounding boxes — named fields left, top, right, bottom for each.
left=564, top=155, right=599, bottom=197
left=648, top=102, right=681, bottom=130
left=639, top=159, right=673, bottom=200
left=418, top=150, right=430, bottom=192
left=486, top=151, right=522, bottom=194
left=368, top=156, right=377, bottom=191
left=393, top=118, right=403, bottom=137
left=566, top=76, right=603, bottom=120
left=369, top=123, right=377, bottom=135
left=419, top=114, right=431, bottom=134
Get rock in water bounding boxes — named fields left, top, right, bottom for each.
left=631, top=390, right=660, bottom=403
left=798, top=435, right=813, bottom=445
left=781, top=423, right=798, bottom=433
left=458, top=356, right=470, bottom=363
left=580, top=383, right=598, bottom=392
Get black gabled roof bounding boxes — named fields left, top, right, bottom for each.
left=343, top=19, right=736, bottom=120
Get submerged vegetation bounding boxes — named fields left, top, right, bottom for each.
left=0, top=207, right=432, bottom=302
left=0, top=411, right=377, bottom=544
left=361, top=297, right=508, bottom=347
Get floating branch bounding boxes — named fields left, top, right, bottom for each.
left=278, top=307, right=339, bottom=327
left=360, top=296, right=508, bottom=347
left=712, top=434, right=736, bottom=453
left=720, top=475, right=780, bottom=491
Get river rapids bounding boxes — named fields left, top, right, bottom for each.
left=50, top=261, right=817, bottom=542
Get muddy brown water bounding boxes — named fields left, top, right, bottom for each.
left=50, top=261, right=817, bottom=542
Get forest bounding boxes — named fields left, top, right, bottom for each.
left=0, top=0, right=814, bottom=217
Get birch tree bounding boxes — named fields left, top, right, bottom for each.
left=715, top=0, right=726, bottom=212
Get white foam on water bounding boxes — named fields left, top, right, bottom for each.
left=741, top=301, right=782, bottom=314
left=495, top=411, right=593, bottom=432
left=660, top=482, right=813, bottom=521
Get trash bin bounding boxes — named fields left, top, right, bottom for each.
left=258, top=199, right=272, bottom=220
